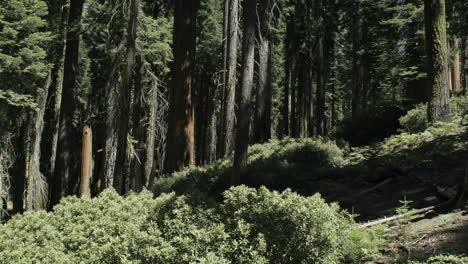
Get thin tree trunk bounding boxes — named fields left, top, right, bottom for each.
left=220, top=0, right=239, bottom=157
left=25, top=74, right=52, bottom=211
left=131, top=62, right=144, bottom=191
left=453, top=38, right=461, bottom=92
left=281, top=40, right=291, bottom=138
left=464, top=36, right=468, bottom=92
left=424, top=0, right=451, bottom=123
left=316, top=30, right=326, bottom=136
left=80, top=124, right=92, bottom=198
left=464, top=35, right=468, bottom=92
left=144, top=79, right=158, bottom=187
left=51, top=0, right=84, bottom=206
left=165, top=0, right=198, bottom=173
left=351, top=2, right=361, bottom=122
left=232, top=0, right=257, bottom=185
left=117, top=0, right=139, bottom=193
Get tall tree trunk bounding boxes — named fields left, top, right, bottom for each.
left=232, top=0, right=257, bottom=185
left=51, top=0, right=84, bottom=206
left=165, top=0, right=198, bottom=173
left=351, top=2, right=361, bottom=122
left=424, top=0, right=451, bottom=123
left=25, top=74, right=52, bottom=211
left=80, top=124, right=92, bottom=198
left=254, top=40, right=269, bottom=142
left=220, top=0, right=239, bottom=157
left=316, top=30, right=326, bottom=136
left=131, top=63, right=144, bottom=191
left=253, top=0, right=273, bottom=143
left=453, top=38, right=461, bottom=92
left=464, top=36, right=468, bottom=92
left=280, top=37, right=291, bottom=138
left=102, top=0, right=139, bottom=192
left=144, top=76, right=158, bottom=188
left=11, top=117, right=28, bottom=214
left=45, top=0, right=69, bottom=186
left=118, top=0, right=139, bottom=193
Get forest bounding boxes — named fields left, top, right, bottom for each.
left=0, top=0, right=467, bottom=263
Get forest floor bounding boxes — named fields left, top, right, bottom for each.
left=298, top=127, right=468, bottom=263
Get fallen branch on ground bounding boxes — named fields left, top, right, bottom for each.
left=360, top=206, right=435, bottom=228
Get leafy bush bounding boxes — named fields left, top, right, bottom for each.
left=222, top=186, right=384, bottom=264
left=407, top=255, right=468, bottom=264
left=399, top=104, right=428, bottom=134
left=380, top=121, right=463, bottom=154
left=154, top=137, right=344, bottom=196
left=0, top=187, right=382, bottom=264
left=399, top=95, right=468, bottom=134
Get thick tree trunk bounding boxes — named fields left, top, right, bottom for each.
left=51, top=0, right=84, bottom=206
left=45, top=0, right=69, bottom=186
left=232, top=0, right=256, bottom=185
left=220, top=0, right=239, bottom=157
left=80, top=124, right=92, bottom=198
left=424, top=0, right=451, bottom=123
left=165, top=0, right=198, bottom=173
left=25, top=74, right=52, bottom=211
left=253, top=0, right=273, bottom=143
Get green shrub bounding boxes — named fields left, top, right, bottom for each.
left=154, top=137, right=344, bottom=196
left=380, top=120, right=464, bottom=154
left=0, top=187, right=383, bottom=264
left=399, top=95, right=468, bottom=135
left=399, top=104, right=428, bottom=134
left=222, top=186, right=384, bottom=264
left=407, top=255, right=468, bottom=264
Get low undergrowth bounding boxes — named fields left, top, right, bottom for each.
left=0, top=186, right=383, bottom=264
left=407, top=255, right=468, bottom=264
left=154, top=137, right=345, bottom=197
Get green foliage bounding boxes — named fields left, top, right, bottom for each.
left=154, top=137, right=345, bottom=196
left=381, top=120, right=463, bottom=155
left=0, top=0, right=52, bottom=108
left=399, top=104, right=428, bottom=134
left=407, top=255, right=468, bottom=264
left=0, top=187, right=382, bottom=264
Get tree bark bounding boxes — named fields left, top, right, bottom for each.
left=453, top=38, right=461, bottom=92
left=45, top=0, right=68, bottom=185
left=424, top=0, right=451, bottom=123
left=253, top=0, right=273, bottom=144
left=102, top=0, right=139, bottom=192
left=232, top=0, right=257, bottom=185
left=25, top=74, right=52, bottom=211
left=80, top=124, right=92, bottom=198
left=165, top=0, right=198, bottom=173
left=463, top=36, right=468, bottom=92
left=51, top=0, right=84, bottom=207
left=351, top=2, right=361, bottom=122
left=220, top=0, right=239, bottom=157
left=144, top=79, right=158, bottom=187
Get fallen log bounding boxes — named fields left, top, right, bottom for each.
left=360, top=206, right=435, bottom=228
